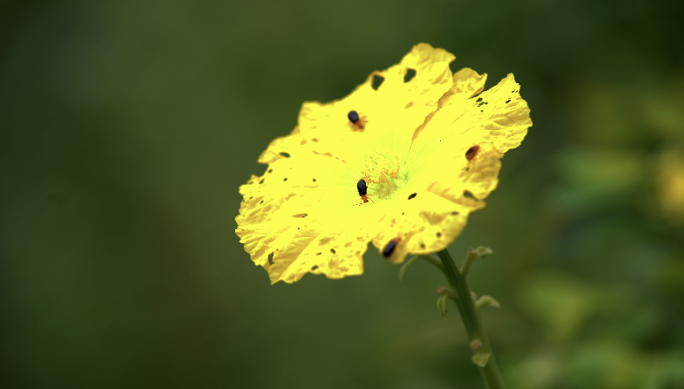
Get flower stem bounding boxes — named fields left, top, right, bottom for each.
left=436, top=249, right=505, bottom=389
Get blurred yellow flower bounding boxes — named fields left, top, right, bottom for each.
left=654, top=149, right=684, bottom=226
left=236, top=43, right=532, bottom=284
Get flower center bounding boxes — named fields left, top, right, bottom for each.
left=374, top=175, right=407, bottom=200
left=361, top=149, right=407, bottom=201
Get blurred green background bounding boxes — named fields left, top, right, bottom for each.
left=2, top=1, right=683, bottom=388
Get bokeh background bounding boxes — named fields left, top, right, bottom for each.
left=2, top=1, right=684, bottom=388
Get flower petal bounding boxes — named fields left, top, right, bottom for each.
left=376, top=73, right=532, bottom=262
left=297, top=43, right=456, bottom=169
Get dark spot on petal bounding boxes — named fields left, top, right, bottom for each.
left=283, top=178, right=288, bottom=181
left=249, top=196, right=253, bottom=199
left=316, top=252, right=322, bottom=256
left=383, top=239, right=398, bottom=258
left=330, top=248, right=336, bottom=254
left=311, top=265, right=318, bottom=270
left=357, top=179, right=368, bottom=196
left=312, top=138, right=318, bottom=142
left=436, top=232, right=442, bottom=238
left=372, top=74, right=385, bottom=90
left=477, top=102, right=484, bottom=107
left=268, top=252, right=274, bottom=265
left=466, top=145, right=480, bottom=161
left=505, top=99, right=511, bottom=104
left=313, top=178, right=316, bottom=182
left=259, top=179, right=265, bottom=184
left=420, top=243, right=426, bottom=249
left=476, top=97, right=483, bottom=102
left=259, top=200, right=264, bottom=205
left=480, top=110, right=483, bottom=113
left=485, top=102, right=488, bottom=105
left=408, top=193, right=417, bottom=200
left=279, top=152, right=291, bottom=158
left=292, top=213, right=308, bottom=218
left=404, top=101, right=414, bottom=109
left=401, top=212, right=405, bottom=215
left=404, top=68, right=416, bottom=83
left=451, top=211, right=459, bottom=215
left=268, top=169, right=272, bottom=173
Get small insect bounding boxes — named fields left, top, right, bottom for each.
left=347, top=110, right=364, bottom=129
left=356, top=179, right=374, bottom=204
left=383, top=237, right=401, bottom=258
left=465, top=145, right=480, bottom=161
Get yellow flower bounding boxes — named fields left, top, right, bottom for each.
left=236, top=43, right=532, bottom=284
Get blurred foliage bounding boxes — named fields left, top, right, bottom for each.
left=1, top=0, right=683, bottom=388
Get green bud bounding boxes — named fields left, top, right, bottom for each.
left=475, top=246, right=494, bottom=258
left=476, top=295, right=501, bottom=310
left=472, top=352, right=491, bottom=367
left=437, top=293, right=449, bottom=320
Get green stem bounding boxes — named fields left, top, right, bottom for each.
left=460, top=249, right=478, bottom=278
left=436, top=249, right=505, bottom=389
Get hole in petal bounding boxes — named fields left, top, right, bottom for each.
left=436, top=232, right=442, bottom=238
left=403, top=68, right=416, bottom=83
left=476, top=97, right=483, bottom=102
left=268, top=252, right=274, bottom=265
left=268, top=169, right=272, bottom=173
left=279, top=152, right=291, bottom=158
left=259, top=200, right=264, bottom=205
left=464, top=190, right=477, bottom=200
left=371, top=74, right=385, bottom=90
left=408, top=193, right=417, bottom=200
left=259, top=179, right=265, bottom=184
left=451, top=211, right=459, bottom=215
left=313, top=178, right=316, bottom=182
left=283, top=178, right=288, bottom=181
left=311, top=265, right=318, bottom=270
left=420, top=243, right=426, bottom=249
left=330, top=248, right=336, bottom=254
left=316, top=252, right=322, bottom=256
